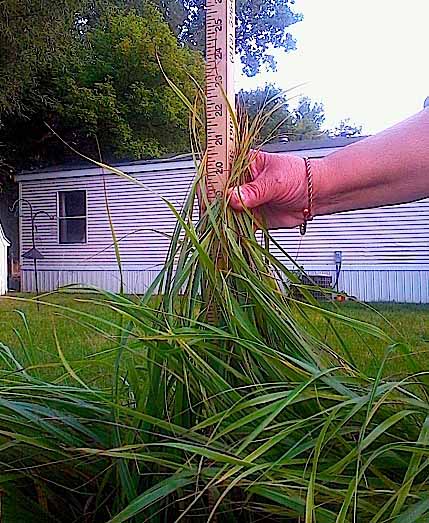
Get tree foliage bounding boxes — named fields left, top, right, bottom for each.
left=0, top=0, right=94, bottom=116
left=239, top=85, right=326, bottom=143
left=111, top=0, right=303, bottom=76
left=0, top=5, right=204, bottom=175
left=0, top=1, right=351, bottom=184
left=59, top=7, right=204, bottom=158
left=235, top=0, right=302, bottom=75
left=331, top=118, right=363, bottom=137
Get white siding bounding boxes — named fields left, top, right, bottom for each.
left=289, top=268, right=429, bottom=303
left=267, top=197, right=429, bottom=303
left=270, top=199, right=429, bottom=267
left=19, top=165, right=195, bottom=270
left=0, top=223, right=10, bottom=295
left=17, top=148, right=429, bottom=302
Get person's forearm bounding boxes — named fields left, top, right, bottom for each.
left=313, top=108, right=429, bottom=216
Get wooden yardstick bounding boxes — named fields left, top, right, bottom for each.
left=205, top=0, right=235, bottom=200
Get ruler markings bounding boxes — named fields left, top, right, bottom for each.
left=205, top=0, right=235, bottom=201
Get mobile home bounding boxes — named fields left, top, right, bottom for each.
left=15, top=137, right=429, bottom=302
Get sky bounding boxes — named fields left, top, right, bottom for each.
left=235, top=0, right=429, bottom=134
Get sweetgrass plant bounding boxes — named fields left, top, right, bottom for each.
left=1, top=89, right=429, bottom=522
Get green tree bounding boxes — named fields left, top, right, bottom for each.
left=235, top=0, right=302, bottom=76
left=293, top=96, right=326, bottom=140
left=239, top=85, right=326, bottom=142
left=0, top=0, right=93, bottom=116
left=331, top=118, right=363, bottom=137
left=0, top=6, right=204, bottom=176
left=58, top=6, right=204, bottom=159
left=0, top=0, right=94, bottom=183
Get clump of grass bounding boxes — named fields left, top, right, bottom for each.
left=1, top=90, right=429, bottom=522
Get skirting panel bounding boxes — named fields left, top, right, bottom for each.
left=21, top=269, right=162, bottom=295
left=311, top=269, right=429, bottom=303
left=0, top=252, right=7, bottom=295
left=21, top=268, right=429, bottom=303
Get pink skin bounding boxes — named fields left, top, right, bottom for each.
left=229, top=108, right=429, bottom=230
left=229, top=152, right=308, bottom=228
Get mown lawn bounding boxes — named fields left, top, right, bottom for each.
left=0, top=293, right=428, bottom=382
left=0, top=293, right=119, bottom=387
left=321, top=301, right=429, bottom=377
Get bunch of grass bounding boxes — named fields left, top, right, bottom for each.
left=1, top=91, right=429, bottom=522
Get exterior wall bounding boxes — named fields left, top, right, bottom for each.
left=19, top=161, right=196, bottom=295
left=0, top=224, right=10, bottom=295
left=268, top=198, right=429, bottom=303
left=21, top=266, right=429, bottom=303
left=291, top=268, right=429, bottom=303
left=17, top=147, right=429, bottom=303
left=270, top=201, right=429, bottom=267
left=20, top=164, right=196, bottom=268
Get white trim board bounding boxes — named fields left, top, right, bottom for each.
left=16, top=161, right=197, bottom=182
left=21, top=265, right=165, bottom=271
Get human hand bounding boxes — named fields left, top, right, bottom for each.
left=228, top=151, right=310, bottom=229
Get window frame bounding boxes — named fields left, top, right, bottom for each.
left=57, top=189, right=88, bottom=245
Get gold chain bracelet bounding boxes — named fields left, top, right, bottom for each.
left=299, top=157, right=314, bottom=236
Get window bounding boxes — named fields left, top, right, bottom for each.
left=58, top=190, right=87, bottom=244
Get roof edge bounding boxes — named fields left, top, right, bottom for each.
left=16, top=158, right=197, bottom=182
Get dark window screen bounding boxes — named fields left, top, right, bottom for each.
left=58, top=191, right=87, bottom=244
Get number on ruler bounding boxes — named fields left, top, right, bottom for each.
left=215, top=161, right=224, bottom=175
left=214, top=104, right=223, bottom=117
left=215, top=134, right=223, bottom=145
left=214, top=18, right=222, bottom=31
left=214, top=74, right=222, bottom=87
left=215, top=47, right=222, bottom=60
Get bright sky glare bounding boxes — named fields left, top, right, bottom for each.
left=236, top=0, right=429, bottom=134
